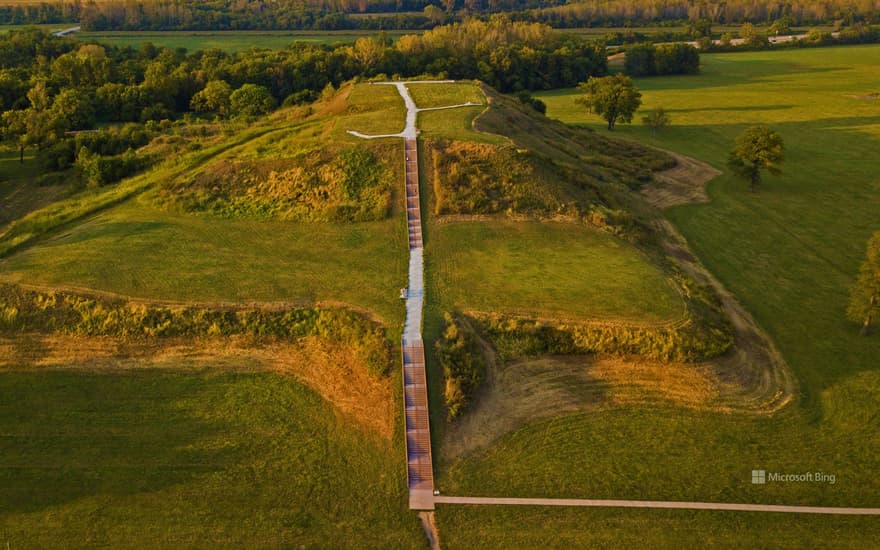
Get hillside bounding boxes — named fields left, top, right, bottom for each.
left=0, top=75, right=808, bottom=546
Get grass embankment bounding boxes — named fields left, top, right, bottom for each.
left=429, top=44, right=880, bottom=547
left=413, top=83, right=732, bottom=460
left=431, top=221, right=682, bottom=324
left=0, top=83, right=409, bottom=325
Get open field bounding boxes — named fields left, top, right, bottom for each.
left=0, top=364, right=422, bottom=548
left=423, top=44, right=880, bottom=546
left=430, top=220, right=683, bottom=323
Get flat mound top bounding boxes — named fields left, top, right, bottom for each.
left=432, top=220, right=684, bottom=324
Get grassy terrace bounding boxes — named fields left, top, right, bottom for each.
left=0, top=201, right=407, bottom=324
left=0, top=83, right=410, bottom=325
left=431, top=220, right=683, bottom=323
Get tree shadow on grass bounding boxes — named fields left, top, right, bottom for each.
left=0, top=369, right=239, bottom=515
left=667, top=104, right=795, bottom=114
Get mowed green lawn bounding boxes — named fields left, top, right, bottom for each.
left=430, top=221, right=683, bottom=323
left=0, top=369, right=422, bottom=548
left=407, top=82, right=503, bottom=143
left=0, top=200, right=407, bottom=325
left=438, top=506, right=878, bottom=549
left=434, top=46, right=880, bottom=546
left=538, top=45, right=880, bottom=396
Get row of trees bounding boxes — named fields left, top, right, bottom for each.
left=0, top=20, right=607, bottom=163
left=3, top=0, right=879, bottom=30
left=533, top=0, right=880, bottom=27
left=624, top=42, right=699, bottom=76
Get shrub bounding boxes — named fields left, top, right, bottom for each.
left=435, top=312, right=487, bottom=420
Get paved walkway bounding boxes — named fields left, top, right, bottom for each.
left=433, top=496, right=880, bottom=515
left=349, top=81, right=479, bottom=510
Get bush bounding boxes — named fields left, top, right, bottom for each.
left=436, top=312, right=487, bottom=420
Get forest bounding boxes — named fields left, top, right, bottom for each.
left=0, top=19, right=604, bottom=184
left=1, top=0, right=879, bottom=30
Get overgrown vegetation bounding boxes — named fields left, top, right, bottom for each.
left=427, top=89, right=674, bottom=240
left=474, top=265, right=732, bottom=363
left=436, top=312, right=487, bottom=420
left=624, top=42, right=700, bottom=76
left=162, top=144, right=394, bottom=221
left=0, top=283, right=391, bottom=375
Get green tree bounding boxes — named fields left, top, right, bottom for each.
left=624, top=43, right=656, bottom=77
left=1, top=109, right=28, bottom=163
left=740, top=22, right=770, bottom=48
left=576, top=74, right=642, bottom=130
left=190, top=79, right=232, bottom=117
left=848, top=231, right=880, bottom=335
left=229, top=84, right=276, bottom=117
left=728, top=126, right=784, bottom=192
left=642, top=107, right=670, bottom=136
left=50, top=88, right=96, bottom=131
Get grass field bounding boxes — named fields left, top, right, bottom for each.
left=437, top=506, right=879, bottom=549
left=430, top=220, right=683, bottom=323
left=425, top=44, right=880, bottom=546
left=0, top=367, right=423, bottom=548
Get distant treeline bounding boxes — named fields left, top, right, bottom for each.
left=1, top=0, right=879, bottom=30
left=0, top=19, right=605, bottom=170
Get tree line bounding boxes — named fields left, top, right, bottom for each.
left=0, top=19, right=605, bottom=170
left=2, top=0, right=879, bottom=30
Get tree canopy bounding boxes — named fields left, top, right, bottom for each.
left=727, top=126, right=785, bottom=192
left=848, top=230, right=880, bottom=335
left=576, top=74, right=642, bottom=130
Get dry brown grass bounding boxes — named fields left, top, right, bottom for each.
left=0, top=333, right=395, bottom=438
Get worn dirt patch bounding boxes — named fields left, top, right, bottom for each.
left=642, top=150, right=721, bottom=209
left=0, top=333, right=395, bottom=439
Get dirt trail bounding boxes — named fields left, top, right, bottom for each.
left=642, top=150, right=721, bottom=209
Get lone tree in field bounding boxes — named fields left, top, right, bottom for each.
left=642, top=107, right=670, bottom=136
left=728, top=126, right=784, bottom=192
left=848, top=230, right=880, bottom=336
left=576, top=74, right=642, bottom=130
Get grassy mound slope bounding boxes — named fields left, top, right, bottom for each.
left=0, top=368, right=422, bottom=548
left=0, top=83, right=409, bottom=324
